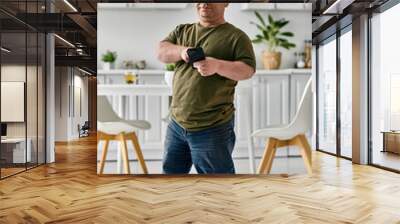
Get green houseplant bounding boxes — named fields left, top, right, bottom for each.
left=165, top=63, right=175, bottom=71
left=101, top=50, right=117, bottom=70
left=250, top=11, right=296, bottom=69
left=164, top=63, right=175, bottom=87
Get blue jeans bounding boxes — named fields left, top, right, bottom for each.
left=163, top=117, right=236, bottom=174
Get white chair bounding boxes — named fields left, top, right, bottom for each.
left=97, top=96, right=150, bottom=174
left=252, top=78, right=313, bottom=175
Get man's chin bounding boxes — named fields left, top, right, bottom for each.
left=200, top=15, right=213, bottom=22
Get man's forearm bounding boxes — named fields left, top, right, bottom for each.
left=157, top=41, right=186, bottom=63
left=216, top=60, right=255, bottom=81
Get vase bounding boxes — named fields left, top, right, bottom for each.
left=124, top=71, right=137, bottom=84
left=103, top=62, right=115, bottom=70
left=164, top=71, right=174, bottom=87
left=262, top=51, right=281, bottom=70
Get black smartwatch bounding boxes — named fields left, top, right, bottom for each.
left=187, top=47, right=206, bottom=66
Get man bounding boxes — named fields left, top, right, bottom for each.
left=157, top=3, right=256, bottom=174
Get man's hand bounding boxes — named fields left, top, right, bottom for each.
left=193, top=57, right=220, bottom=77
left=194, top=57, right=255, bottom=81
left=180, top=47, right=190, bottom=63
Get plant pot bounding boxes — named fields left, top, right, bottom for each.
left=164, top=71, right=174, bottom=87
left=103, top=62, right=115, bottom=70
left=262, top=51, right=281, bottom=70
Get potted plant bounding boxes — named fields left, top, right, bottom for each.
left=164, top=63, right=175, bottom=87
left=250, top=11, right=296, bottom=70
left=101, top=50, right=117, bottom=70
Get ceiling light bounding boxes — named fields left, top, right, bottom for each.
left=1, top=47, right=11, bottom=53
left=323, top=0, right=354, bottom=15
left=54, top=34, right=75, bottom=48
left=63, top=0, right=78, bottom=12
left=78, top=67, right=92, bottom=76
left=64, top=0, right=78, bottom=12
left=76, top=48, right=86, bottom=55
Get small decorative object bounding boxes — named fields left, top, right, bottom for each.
left=164, top=63, right=175, bottom=87
left=250, top=11, right=296, bottom=70
left=295, top=52, right=305, bottom=68
left=122, top=60, right=135, bottom=69
left=101, top=50, right=117, bottom=70
left=304, top=40, right=312, bottom=68
left=124, top=71, right=137, bottom=84
left=135, top=60, right=147, bottom=70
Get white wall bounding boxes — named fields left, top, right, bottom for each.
left=55, top=67, right=68, bottom=141
left=1, top=65, right=37, bottom=138
left=98, top=3, right=311, bottom=70
left=72, top=73, right=89, bottom=137
left=54, top=67, right=89, bottom=141
left=1, top=64, right=47, bottom=164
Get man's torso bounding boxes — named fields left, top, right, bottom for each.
left=169, top=22, right=254, bottom=131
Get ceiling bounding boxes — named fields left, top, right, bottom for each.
left=311, top=0, right=391, bottom=43
left=0, top=0, right=97, bottom=73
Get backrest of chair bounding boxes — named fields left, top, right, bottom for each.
left=288, top=78, right=313, bottom=133
left=82, top=121, right=90, bottom=129
left=97, top=96, right=120, bottom=122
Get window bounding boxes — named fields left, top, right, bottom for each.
left=0, top=1, right=47, bottom=179
left=370, top=3, right=400, bottom=171
left=339, top=29, right=352, bottom=158
left=318, top=37, right=337, bottom=155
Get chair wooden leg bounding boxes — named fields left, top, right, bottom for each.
left=98, top=139, right=109, bottom=175
left=258, top=138, right=277, bottom=174
left=264, top=144, right=278, bottom=174
left=296, top=134, right=313, bottom=175
left=118, top=133, right=131, bottom=174
left=129, top=132, right=148, bottom=174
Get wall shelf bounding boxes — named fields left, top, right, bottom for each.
left=98, top=3, right=188, bottom=10
left=241, top=3, right=312, bottom=11
left=97, top=69, right=164, bottom=76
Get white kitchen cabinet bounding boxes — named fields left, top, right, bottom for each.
left=287, top=74, right=312, bottom=155
left=250, top=75, right=290, bottom=149
left=98, top=69, right=311, bottom=157
left=137, top=75, right=169, bottom=149
left=290, top=74, right=311, bottom=120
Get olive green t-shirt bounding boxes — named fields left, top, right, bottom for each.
left=163, top=22, right=256, bottom=131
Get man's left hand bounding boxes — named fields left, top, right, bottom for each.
left=193, top=57, right=220, bottom=77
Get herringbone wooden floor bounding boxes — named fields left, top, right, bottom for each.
left=1, top=135, right=400, bottom=224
